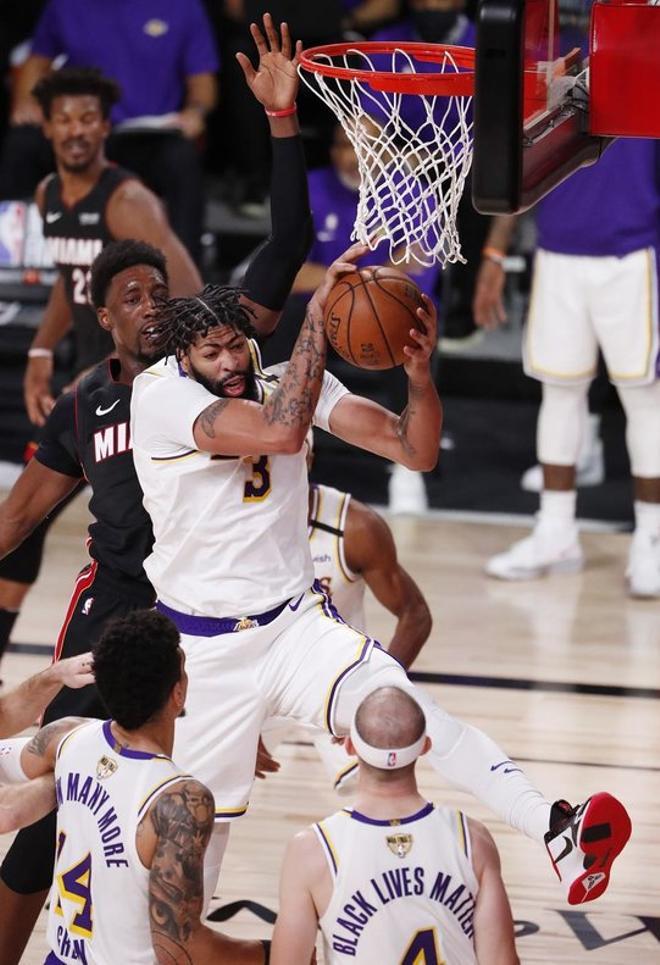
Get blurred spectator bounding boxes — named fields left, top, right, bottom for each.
left=371, top=0, right=489, bottom=349
left=0, top=0, right=218, bottom=262
left=340, top=0, right=402, bottom=34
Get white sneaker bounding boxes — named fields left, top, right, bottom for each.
left=486, top=523, right=584, bottom=580
left=388, top=464, right=428, bottom=515
left=626, top=530, right=660, bottom=598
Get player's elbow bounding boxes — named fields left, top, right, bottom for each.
left=0, top=804, right=22, bottom=835
left=266, top=423, right=308, bottom=454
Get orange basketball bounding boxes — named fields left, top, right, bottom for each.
left=323, top=266, right=425, bottom=370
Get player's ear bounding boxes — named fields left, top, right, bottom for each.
left=96, top=307, right=111, bottom=332
left=344, top=736, right=356, bottom=756
left=420, top=735, right=432, bottom=757
left=179, top=353, right=191, bottom=375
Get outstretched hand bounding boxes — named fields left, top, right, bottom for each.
left=235, top=13, right=302, bottom=112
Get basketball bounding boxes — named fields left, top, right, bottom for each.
left=323, top=266, right=425, bottom=370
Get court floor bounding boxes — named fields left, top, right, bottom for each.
left=1, top=492, right=659, bottom=964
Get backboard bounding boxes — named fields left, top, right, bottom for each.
left=472, top=0, right=602, bottom=213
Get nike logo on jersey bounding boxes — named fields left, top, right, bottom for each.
left=45, top=211, right=62, bottom=223
left=96, top=400, right=120, bottom=416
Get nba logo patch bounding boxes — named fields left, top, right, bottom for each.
left=387, top=751, right=397, bottom=767
left=82, top=597, right=94, bottom=616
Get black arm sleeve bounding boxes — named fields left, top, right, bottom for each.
left=242, top=133, right=314, bottom=312
left=34, top=393, right=83, bottom=479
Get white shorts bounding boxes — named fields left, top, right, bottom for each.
left=171, top=583, right=376, bottom=821
left=523, top=247, right=659, bottom=387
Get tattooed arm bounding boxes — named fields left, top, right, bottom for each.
left=191, top=243, right=367, bottom=457
left=143, top=780, right=267, bottom=964
left=0, top=654, right=93, bottom=739
left=327, top=293, right=442, bottom=471
left=0, top=717, right=84, bottom=832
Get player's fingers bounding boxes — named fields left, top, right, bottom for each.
left=280, top=20, right=292, bottom=59
left=235, top=51, right=256, bottom=84
left=293, top=38, right=303, bottom=67
left=263, top=12, right=281, bottom=52
left=339, top=241, right=369, bottom=263
left=249, top=21, right=268, bottom=57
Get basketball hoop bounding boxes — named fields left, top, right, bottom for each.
left=299, top=41, right=475, bottom=268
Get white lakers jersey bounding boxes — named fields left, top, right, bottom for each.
left=47, top=720, right=189, bottom=965
left=309, top=484, right=366, bottom=629
left=130, top=348, right=349, bottom=617
left=316, top=802, right=479, bottom=965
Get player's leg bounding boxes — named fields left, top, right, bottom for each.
left=487, top=249, right=596, bottom=579
left=593, top=245, right=660, bottom=595
left=331, top=647, right=631, bottom=903
left=0, top=568, right=154, bottom=963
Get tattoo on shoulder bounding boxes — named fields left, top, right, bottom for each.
left=148, top=781, right=214, bottom=956
left=26, top=719, right=77, bottom=758
left=198, top=398, right=230, bottom=439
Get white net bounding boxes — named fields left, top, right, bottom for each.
left=299, top=46, right=474, bottom=268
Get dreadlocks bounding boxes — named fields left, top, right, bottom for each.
left=153, top=285, right=257, bottom=358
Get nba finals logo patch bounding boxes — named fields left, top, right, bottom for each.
left=144, top=19, right=169, bottom=37
left=387, top=833, right=413, bottom=858
left=96, top=755, right=118, bottom=780
left=82, top=597, right=94, bottom=616
left=387, top=751, right=397, bottom=767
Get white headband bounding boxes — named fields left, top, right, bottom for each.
left=350, top=718, right=426, bottom=770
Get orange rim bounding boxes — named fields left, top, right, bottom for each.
left=299, top=41, right=475, bottom=96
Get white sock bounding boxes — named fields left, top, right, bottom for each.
left=539, top=489, right=577, bottom=529
left=203, top=822, right=230, bottom=913
left=333, top=649, right=552, bottom=843
left=633, top=500, right=660, bottom=537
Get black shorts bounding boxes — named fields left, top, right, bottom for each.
left=0, top=563, right=154, bottom=894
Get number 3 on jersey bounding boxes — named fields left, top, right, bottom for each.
left=243, top=455, right=271, bottom=502
left=401, top=928, right=444, bottom=965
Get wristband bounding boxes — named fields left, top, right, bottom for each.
left=28, top=347, right=54, bottom=359
left=482, top=246, right=506, bottom=267
left=261, top=939, right=271, bottom=964
left=265, top=104, right=297, bottom=118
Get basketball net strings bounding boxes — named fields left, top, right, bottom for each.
left=299, top=48, right=474, bottom=268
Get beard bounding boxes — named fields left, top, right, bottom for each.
left=188, top=360, right=257, bottom=400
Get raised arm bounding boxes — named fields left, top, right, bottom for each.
left=143, top=780, right=267, bottom=964
left=107, top=180, right=202, bottom=296
left=470, top=818, right=520, bottom=965
left=345, top=499, right=432, bottom=668
left=0, top=654, right=93, bottom=739
left=328, top=294, right=442, bottom=471
left=192, top=244, right=366, bottom=456
left=236, top=15, right=313, bottom=335
left=271, top=829, right=324, bottom=965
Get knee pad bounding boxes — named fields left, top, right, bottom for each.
left=537, top=382, right=590, bottom=466
left=617, top=381, right=660, bottom=477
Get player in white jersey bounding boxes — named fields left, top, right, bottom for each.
left=9, top=610, right=269, bottom=964
left=304, top=471, right=433, bottom=790
left=272, top=687, right=519, bottom=965
left=130, top=244, right=631, bottom=907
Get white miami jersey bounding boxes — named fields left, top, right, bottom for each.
left=309, top=484, right=366, bottom=629
left=316, top=802, right=478, bottom=965
left=130, top=347, right=349, bottom=617
left=47, top=720, right=189, bottom=965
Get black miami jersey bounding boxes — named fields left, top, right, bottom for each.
left=43, top=165, right=133, bottom=370
left=35, top=358, right=152, bottom=583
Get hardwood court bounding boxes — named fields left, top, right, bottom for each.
left=1, top=493, right=658, bottom=964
